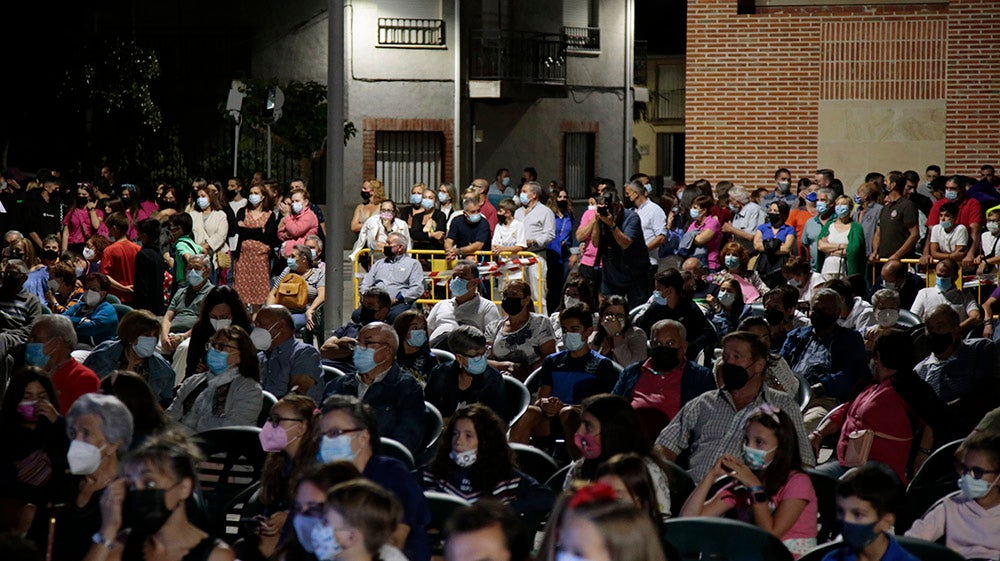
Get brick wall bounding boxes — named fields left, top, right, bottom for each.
left=686, top=0, right=1000, bottom=188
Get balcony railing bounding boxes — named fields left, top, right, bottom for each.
left=469, top=30, right=566, bottom=84
left=563, top=26, right=600, bottom=52
left=377, top=18, right=445, bottom=47
left=634, top=40, right=648, bottom=86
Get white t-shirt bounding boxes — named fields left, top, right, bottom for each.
left=981, top=229, right=1000, bottom=259
left=492, top=220, right=526, bottom=251
left=930, top=223, right=969, bottom=254
left=910, top=286, right=979, bottom=322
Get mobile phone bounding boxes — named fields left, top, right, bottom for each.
left=597, top=205, right=610, bottom=216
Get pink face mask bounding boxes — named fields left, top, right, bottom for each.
left=259, top=422, right=296, bottom=452
left=17, top=401, right=37, bottom=422
left=573, top=432, right=602, bottom=460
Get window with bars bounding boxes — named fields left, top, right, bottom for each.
left=375, top=131, right=445, bottom=202
left=564, top=133, right=596, bottom=199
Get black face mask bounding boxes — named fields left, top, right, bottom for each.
left=721, top=362, right=750, bottom=391
left=41, top=250, right=59, bottom=261
left=557, top=200, right=569, bottom=211
left=124, top=488, right=173, bottom=536
left=810, top=310, right=838, bottom=331
left=622, top=197, right=635, bottom=209
left=501, top=297, right=525, bottom=316
left=764, top=308, right=785, bottom=327
left=650, top=346, right=681, bottom=372
left=768, top=213, right=783, bottom=226
left=359, top=307, right=377, bottom=325
left=383, top=245, right=395, bottom=259
left=928, top=331, right=954, bottom=356
left=360, top=190, right=372, bottom=203
left=76, top=196, right=89, bottom=207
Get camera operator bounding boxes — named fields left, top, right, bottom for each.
left=592, top=188, right=652, bottom=308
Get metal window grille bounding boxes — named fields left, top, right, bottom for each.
left=375, top=131, right=445, bottom=202
left=377, top=18, right=445, bottom=47
left=564, top=133, right=595, bottom=199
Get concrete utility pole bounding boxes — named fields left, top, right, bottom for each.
left=324, top=0, right=346, bottom=333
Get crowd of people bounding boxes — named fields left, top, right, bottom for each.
left=0, top=162, right=999, bottom=561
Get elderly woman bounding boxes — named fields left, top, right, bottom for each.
left=84, top=310, right=175, bottom=407
left=63, top=272, right=119, bottom=347
left=45, top=260, right=85, bottom=314
left=425, top=326, right=505, bottom=421
left=52, top=393, right=133, bottom=561
left=817, top=195, right=866, bottom=281
left=160, top=254, right=214, bottom=354
left=712, top=242, right=769, bottom=304
left=166, top=325, right=263, bottom=434
left=864, top=288, right=904, bottom=351
left=267, top=243, right=326, bottom=332
left=485, top=279, right=557, bottom=381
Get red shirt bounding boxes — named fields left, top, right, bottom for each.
left=630, top=359, right=684, bottom=421
left=479, top=199, right=499, bottom=236
left=832, top=378, right=917, bottom=483
left=926, top=196, right=982, bottom=229
left=52, top=359, right=101, bottom=415
left=100, top=239, right=141, bottom=303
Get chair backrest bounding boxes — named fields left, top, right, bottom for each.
left=510, top=443, right=559, bottom=484
left=192, top=426, right=268, bottom=535
left=256, top=390, right=278, bottom=428
left=898, top=439, right=963, bottom=533
left=660, top=459, right=695, bottom=518
left=523, top=367, right=544, bottom=394
left=793, top=371, right=812, bottom=411
left=424, top=491, right=471, bottom=556
left=0, top=354, right=13, bottom=404
left=797, top=541, right=839, bottom=561
left=111, top=303, right=134, bottom=322
left=220, top=482, right=261, bottom=544
left=661, top=518, right=794, bottom=561
left=321, top=364, right=349, bottom=384
left=896, top=535, right=967, bottom=561
left=380, top=437, right=415, bottom=470
left=897, top=309, right=922, bottom=328
left=501, top=375, right=531, bottom=424
left=804, top=467, right=840, bottom=544
left=429, top=348, right=456, bottom=364
left=420, top=401, right=444, bottom=461
left=545, top=463, right=572, bottom=492
left=816, top=403, right=847, bottom=450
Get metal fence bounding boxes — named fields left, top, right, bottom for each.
left=469, top=29, right=567, bottom=84
left=377, top=18, right=445, bottom=47
left=563, top=26, right=601, bottom=51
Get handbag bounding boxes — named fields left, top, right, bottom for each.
left=275, top=271, right=310, bottom=310
left=843, top=429, right=912, bottom=467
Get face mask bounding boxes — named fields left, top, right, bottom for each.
left=294, top=515, right=322, bottom=554
left=410, top=193, right=423, bottom=205
left=816, top=201, right=829, bottom=214
left=206, top=347, right=231, bottom=374
left=310, top=248, right=318, bottom=261
left=187, top=270, right=205, bottom=287
left=764, top=308, right=785, bottom=327
left=259, top=422, right=292, bottom=452
left=466, top=212, right=482, bottom=223
left=360, top=189, right=373, bottom=203
left=588, top=205, right=597, bottom=212
left=875, top=309, right=899, bottom=328
left=407, top=329, right=427, bottom=348
left=718, top=290, right=736, bottom=308
left=787, top=278, right=801, bottom=288
left=502, top=176, right=511, bottom=187
left=25, top=342, right=49, bottom=368
left=358, top=307, right=377, bottom=325
left=248, top=194, right=263, bottom=206
left=124, top=488, right=173, bottom=536
left=519, top=193, right=530, bottom=206
left=835, top=204, right=849, bottom=218
left=84, top=289, right=102, bottom=308
left=287, top=256, right=299, bottom=270
left=958, top=473, right=999, bottom=500
left=940, top=220, right=953, bottom=230
left=291, top=202, right=304, bottom=214
left=729, top=203, right=739, bottom=214
left=742, top=444, right=777, bottom=471
left=557, top=200, right=569, bottom=211
left=437, top=191, right=448, bottom=202
left=450, top=277, right=469, bottom=298
left=944, top=190, right=958, bottom=201
left=77, top=196, right=89, bottom=206
left=197, top=197, right=210, bottom=209
left=689, top=207, right=701, bottom=220
left=48, top=279, right=60, bottom=291
left=133, top=336, right=157, bottom=359
left=650, top=345, right=681, bottom=372
left=989, top=221, right=1000, bottom=234
left=854, top=195, right=863, bottom=205
left=75, top=265, right=86, bottom=278
left=42, top=249, right=59, bottom=261
left=210, top=318, right=232, bottom=331
left=777, top=181, right=790, bottom=192
left=310, top=522, right=342, bottom=561
left=17, top=401, right=37, bottom=421
left=928, top=331, right=954, bottom=356
left=935, top=277, right=952, bottom=292
left=573, top=432, right=602, bottom=460
left=724, top=255, right=740, bottom=270
left=465, top=354, right=488, bottom=375
left=721, top=362, right=750, bottom=391
left=251, top=327, right=273, bottom=350
left=810, top=309, right=837, bottom=331
left=652, top=290, right=668, bottom=306
left=564, top=295, right=581, bottom=309
left=318, top=434, right=355, bottom=463
left=380, top=211, right=394, bottom=221
left=839, top=520, right=879, bottom=552
left=450, top=448, right=477, bottom=468
left=67, top=440, right=105, bottom=475
left=353, top=345, right=379, bottom=373
left=420, top=198, right=435, bottom=210
left=501, top=296, right=525, bottom=316
left=564, top=332, right=586, bottom=352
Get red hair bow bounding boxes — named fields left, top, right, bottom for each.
left=568, top=482, right=618, bottom=508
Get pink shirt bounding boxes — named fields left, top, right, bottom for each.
left=630, top=359, right=683, bottom=420
left=905, top=491, right=1000, bottom=560
left=279, top=208, right=319, bottom=256
left=578, top=209, right=599, bottom=267
left=62, top=207, right=103, bottom=245
left=719, top=470, right=818, bottom=542
left=688, top=215, right=723, bottom=269
left=831, top=379, right=916, bottom=483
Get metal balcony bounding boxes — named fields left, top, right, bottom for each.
left=563, top=26, right=601, bottom=53
left=377, top=18, right=446, bottom=47
left=468, top=29, right=567, bottom=98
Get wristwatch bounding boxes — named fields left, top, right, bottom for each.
left=749, top=485, right=768, bottom=505
left=92, top=532, right=115, bottom=549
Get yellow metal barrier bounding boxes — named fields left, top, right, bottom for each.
left=352, top=249, right=545, bottom=313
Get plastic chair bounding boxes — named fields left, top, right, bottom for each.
left=799, top=535, right=965, bottom=561
left=256, top=391, right=278, bottom=428
left=321, top=364, right=349, bottom=381
left=418, top=401, right=444, bottom=465
left=429, top=348, right=456, bottom=364
left=897, top=309, right=922, bottom=329
left=804, top=467, right=839, bottom=543
left=220, top=482, right=261, bottom=544
left=380, top=437, right=416, bottom=470
left=897, top=439, right=963, bottom=533
left=661, top=517, right=794, bottom=561
left=192, top=426, right=267, bottom=536
left=794, top=371, right=812, bottom=412
left=501, top=375, right=530, bottom=424
left=510, top=443, right=559, bottom=484
left=523, top=367, right=544, bottom=394
left=816, top=403, right=847, bottom=450
left=111, top=303, right=134, bottom=322
left=545, top=463, right=572, bottom=492
left=424, top=491, right=471, bottom=556
left=660, top=459, right=695, bottom=518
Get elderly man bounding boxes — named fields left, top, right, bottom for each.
left=323, top=322, right=426, bottom=456
left=27, top=315, right=100, bottom=414
left=876, top=258, right=923, bottom=310
left=445, top=189, right=491, bottom=260
left=160, top=254, right=213, bottom=353
left=723, top=186, right=767, bottom=251
left=424, top=325, right=504, bottom=420
left=315, top=395, right=431, bottom=561
left=853, top=181, right=883, bottom=257
left=254, top=305, right=323, bottom=401
left=470, top=177, right=499, bottom=234
left=514, top=181, right=555, bottom=314
left=358, top=232, right=424, bottom=322
left=915, top=304, right=1000, bottom=433
left=322, top=287, right=393, bottom=375
left=613, top=319, right=715, bottom=437
left=426, top=261, right=501, bottom=348
left=681, top=257, right=720, bottom=301
left=0, top=259, right=42, bottom=356
left=910, top=258, right=981, bottom=331
left=781, top=288, right=869, bottom=431
left=624, top=180, right=667, bottom=270
left=656, top=331, right=814, bottom=481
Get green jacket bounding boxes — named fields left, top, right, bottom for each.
left=815, top=219, right=866, bottom=277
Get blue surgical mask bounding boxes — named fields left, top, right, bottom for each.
left=287, top=257, right=298, bottom=270
left=206, top=347, right=231, bottom=374
left=465, top=354, right=488, bottom=375
left=410, top=193, right=422, bottom=205
left=293, top=515, right=321, bottom=554
left=653, top=290, right=667, bottom=306
left=519, top=193, right=530, bottom=206
left=645, top=183, right=653, bottom=193
left=502, top=176, right=510, bottom=187
left=197, top=197, right=210, bottom=209
left=958, top=473, right=998, bottom=500
left=940, top=220, right=953, bottom=230
left=742, top=444, right=776, bottom=471
left=421, top=198, right=435, bottom=210
left=853, top=195, right=863, bottom=205
left=25, top=342, right=49, bottom=368
left=449, top=277, right=469, bottom=298
left=187, top=270, right=205, bottom=287
left=407, top=329, right=427, bottom=347
left=729, top=203, right=739, bottom=214
left=310, top=521, right=342, bottom=561
left=724, top=254, right=740, bottom=270
left=835, top=204, right=849, bottom=218
left=838, top=520, right=879, bottom=552
left=318, top=434, right=355, bottom=463
left=936, top=277, right=952, bottom=292
left=292, top=202, right=304, bottom=214
left=438, top=191, right=448, bottom=202
left=816, top=201, right=829, bottom=214
left=944, top=190, right=958, bottom=201
left=564, top=332, right=586, bottom=352
left=133, top=336, right=157, bottom=359
left=689, top=207, right=701, bottom=219
left=353, top=345, right=378, bottom=373
left=248, top=194, right=263, bottom=206
left=466, top=212, right=482, bottom=223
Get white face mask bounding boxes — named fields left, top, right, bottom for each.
left=450, top=448, right=478, bottom=468
left=875, top=308, right=899, bottom=328
left=67, top=440, right=106, bottom=475
left=85, top=289, right=102, bottom=308
left=564, top=295, right=581, bottom=309
left=717, top=290, right=736, bottom=308
left=251, top=326, right=273, bottom=350
left=82, top=247, right=96, bottom=260
left=211, top=318, right=232, bottom=332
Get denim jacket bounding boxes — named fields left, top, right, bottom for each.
left=84, top=339, right=176, bottom=407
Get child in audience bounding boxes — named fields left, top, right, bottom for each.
left=905, top=433, right=1000, bottom=560
left=317, top=479, right=403, bottom=561
left=597, top=453, right=666, bottom=527
left=822, top=463, right=917, bottom=561
left=680, top=404, right=817, bottom=558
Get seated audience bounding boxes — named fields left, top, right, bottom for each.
left=63, top=272, right=118, bottom=346
left=864, top=288, right=905, bottom=351
left=277, top=462, right=366, bottom=561
left=588, top=295, right=647, bottom=368
left=737, top=317, right=800, bottom=396
left=923, top=202, right=969, bottom=265
left=160, top=254, right=214, bottom=353
left=596, top=453, right=669, bottom=528
left=444, top=500, right=533, bottom=561
left=548, top=276, right=595, bottom=345
left=358, top=232, right=423, bottom=323
left=681, top=257, right=721, bottom=301
left=255, top=305, right=324, bottom=401
left=393, top=310, right=436, bottom=386
left=485, top=280, right=556, bottom=380
left=98, top=370, right=169, bottom=448
left=177, top=285, right=253, bottom=379
left=426, top=261, right=501, bottom=348
left=26, top=315, right=100, bottom=415
left=712, top=242, right=768, bottom=304
left=318, top=480, right=403, bottom=561
left=822, top=277, right=875, bottom=334
left=762, top=285, right=809, bottom=353
left=425, top=326, right=504, bottom=421
left=911, top=258, right=981, bottom=331
left=44, top=261, right=84, bottom=314
left=782, top=256, right=824, bottom=305
left=267, top=243, right=326, bottom=332
left=707, top=278, right=752, bottom=337
left=873, top=259, right=922, bottom=310
left=634, top=269, right=716, bottom=360
left=84, top=310, right=174, bottom=407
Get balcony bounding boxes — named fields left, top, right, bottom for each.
left=634, top=40, right=648, bottom=86
left=468, top=29, right=567, bottom=99
left=377, top=18, right=446, bottom=48
left=563, top=26, right=600, bottom=53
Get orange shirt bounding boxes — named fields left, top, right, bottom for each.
left=100, top=239, right=141, bottom=303
left=786, top=208, right=813, bottom=256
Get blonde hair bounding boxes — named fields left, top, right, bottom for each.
left=367, top=179, right=386, bottom=205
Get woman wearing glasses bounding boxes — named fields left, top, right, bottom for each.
left=588, top=295, right=648, bottom=368
left=165, top=325, right=263, bottom=434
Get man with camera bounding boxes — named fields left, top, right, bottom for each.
left=593, top=188, right=651, bottom=308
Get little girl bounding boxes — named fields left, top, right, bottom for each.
left=313, top=479, right=403, bottom=561
left=680, top=404, right=818, bottom=558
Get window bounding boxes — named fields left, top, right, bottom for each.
left=375, top=131, right=445, bottom=202
left=564, top=133, right=596, bottom=199
left=377, top=0, right=444, bottom=47
left=656, top=133, right=685, bottom=188
left=563, top=0, right=600, bottom=52
left=378, top=0, right=440, bottom=19
left=654, top=64, right=685, bottom=121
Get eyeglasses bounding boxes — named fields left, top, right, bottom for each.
left=206, top=342, right=238, bottom=352
left=320, top=427, right=364, bottom=439
left=651, top=340, right=681, bottom=349
left=602, top=314, right=626, bottom=322
left=955, top=462, right=1000, bottom=480
left=268, top=416, right=305, bottom=426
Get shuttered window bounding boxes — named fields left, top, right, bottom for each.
left=375, top=131, right=445, bottom=202
left=563, top=0, right=596, bottom=27
left=378, top=0, right=440, bottom=19
left=564, top=133, right=595, bottom=199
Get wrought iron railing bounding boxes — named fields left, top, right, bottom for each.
left=563, top=26, right=601, bottom=51
left=469, top=29, right=566, bottom=84
left=634, top=40, right=648, bottom=85
left=377, top=18, right=445, bottom=47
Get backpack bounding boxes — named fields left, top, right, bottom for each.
left=275, top=272, right=310, bottom=310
